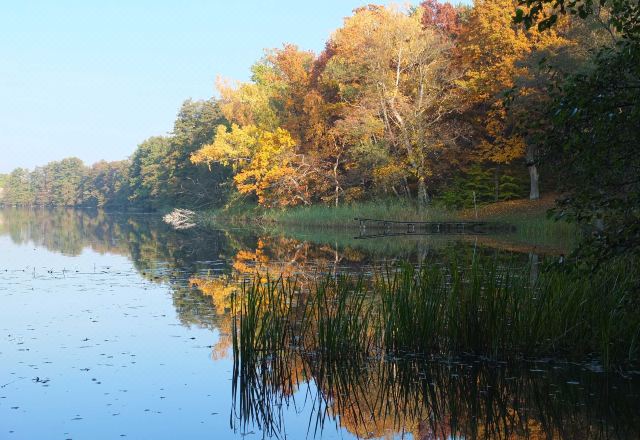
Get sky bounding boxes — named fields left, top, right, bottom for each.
left=0, top=1, right=468, bottom=173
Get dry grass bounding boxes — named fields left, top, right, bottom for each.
left=459, top=195, right=558, bottom=221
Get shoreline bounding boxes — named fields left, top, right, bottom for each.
left=199, top=195, right=561, bottom=227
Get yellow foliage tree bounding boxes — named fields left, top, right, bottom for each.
left=322, top=5, right=467, bottom=205
left=191, top=124, right=313, bottom=207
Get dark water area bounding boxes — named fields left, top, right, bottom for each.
left=0, top=207, right=638, bottom=439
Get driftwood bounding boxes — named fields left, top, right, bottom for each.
left=163, top=209, right=197, bottom=230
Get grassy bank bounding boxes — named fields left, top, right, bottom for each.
left=460, top=196, right=579, bottom=244
left=262, top=199, right=451, bottom=227
left=201, top=198, right=449, bottom=227
left=201, top=195, right=579, bottom=252
left=207, top=195, right=568, bottom=227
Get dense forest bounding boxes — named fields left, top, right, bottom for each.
left=1, top=0, right=638, bottom=254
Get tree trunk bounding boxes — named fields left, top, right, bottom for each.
left=494, top=165, right=500, bottom=202
left=333, top=155, right=340, bottom=207
left=526, top=146, right=540, bottom=200
left=418, top=177, right=429, bottom=207
left=403, top=177, right=411, bottom=199
left=528, top=164, right=540, bottom=200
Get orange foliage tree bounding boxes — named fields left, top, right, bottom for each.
left=457, top=0, right=576, bottom=199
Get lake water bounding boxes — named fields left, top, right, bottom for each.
left=1, top=207, right=638, bottom=439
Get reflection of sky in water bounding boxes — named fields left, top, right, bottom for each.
left=0, top=236, right=352, bottom=439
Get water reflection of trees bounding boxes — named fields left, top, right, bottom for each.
left=1, top=208, right=638, bottom=439
left=233, top=349, right=640, bottom=439
left=0, top=207, right=128, bottom=256
left=0, top=207, right=563, bottom=359
left=0, top=207, right=566, bottom=356
left=1, top=207, right=463, bottom=344
left=229, top=275, right=639, bottom=439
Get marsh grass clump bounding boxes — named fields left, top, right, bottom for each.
left=378, top=260, right=639, bottom=365
left=233, top=275, right=376, bottom=362
left=305, top=276, right=375, bottom=357
left=231, top=258, right=639, bottom=437
left=233, top=258, right=640, bottom=369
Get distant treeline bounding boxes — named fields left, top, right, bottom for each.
left=0, top=99, right=231, bottom=210
left=1, top=1, right=638, bottom=258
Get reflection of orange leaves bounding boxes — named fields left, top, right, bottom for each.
left=277, top=353, right=306, bottom=397
left=232, top=246, right=270, bottom=276
left=189, top=277, right=236, bottom=315
left=189, top=276, right=236, bottom=360
left=229, top=235, right=361, bottom=284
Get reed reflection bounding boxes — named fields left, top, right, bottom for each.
left=232, top=327, right=639, bottom=439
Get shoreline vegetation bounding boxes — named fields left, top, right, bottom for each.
left=197, top=195, right=580, bottom=251
left=235, top=257, right=639, bottom=371
left=201, top=194, right=564, bottom=227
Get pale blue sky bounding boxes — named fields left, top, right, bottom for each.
left=0, top=1, right=469, bottom=173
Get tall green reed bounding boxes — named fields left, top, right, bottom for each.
left=233, top=257, right=639, bottom=368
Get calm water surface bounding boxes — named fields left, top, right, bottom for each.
left=1, top=208, right=638, bottom=439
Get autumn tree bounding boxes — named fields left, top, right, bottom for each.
left=213, top=46, right=325, bottom=206
left=457, top=0, right=578, bottom=200
left=191, top=124, right=313, bottom=207
left=322, top=5, right=466, bottom=205
left=421, top=0, right=466, bottom=37
left=516, top=0, right=639, bottom=38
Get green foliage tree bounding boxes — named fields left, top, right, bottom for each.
left=438, top=165, right=527, bottom=209
left=81, top=160, right=131, bottom=207
left=129, top=136, right=172, bottom=208
left=163, top=99, right=231, bottom=208
left=543, top=43, right=640, bottom=260
left=3, top=168, right=34, bottom=205
left=1, top=100, right=231, bottom=210
left=49, top=158, right=86, bottom=206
